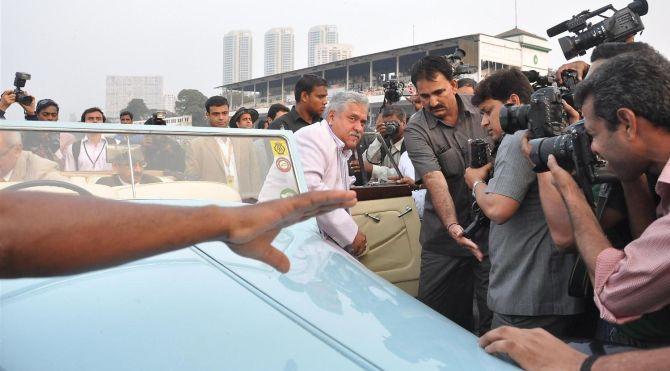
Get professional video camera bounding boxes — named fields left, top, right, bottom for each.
left=13, top=72, right=34, bottom=106
left=379, top=77, right=405, bottom=114
left=498, top=86, right=569, bottom=139
left=445, top=48, right=478, bottom=77
left=547, top=0, right=648, bottom=60
left=463, top=139, right=492, bottom=239
left=522, top=69, right=578, bottom=107
left=528, top=120, right=617, bottom=201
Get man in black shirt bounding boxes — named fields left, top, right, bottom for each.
left=268, top=74, right=328, bottom=132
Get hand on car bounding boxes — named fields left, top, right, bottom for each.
left=464, top=163, right=492, bottom=189
left=223, top=190, right=358, bottom=273
left=479, top=326, right=587, bottom=371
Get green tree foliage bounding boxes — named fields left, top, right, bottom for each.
left=122, top=98, right=151, bottom=120
left=175, top=89, right=208, bottom=127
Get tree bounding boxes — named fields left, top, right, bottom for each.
left=175, top=89, right=208, bottom=127
left=122, top=99, right=151, bottom=121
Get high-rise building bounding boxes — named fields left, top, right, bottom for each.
left=308, top=25, right=338, bottom=67
left=223, top=30, right=253, bottom=85
left=264, top=28, right=294, bottom=76
left=314, top=43, right=353, bottom=65
left=163, top=94, right=176, bottom=113
left=105, top=76, right=164, bottom=119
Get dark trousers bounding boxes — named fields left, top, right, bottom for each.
left=492, top=313, right=578, bottom=338
left=418, top=250, right=492, bottom=335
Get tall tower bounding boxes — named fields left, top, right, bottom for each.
left=308, top=25, right=338, bottom=67
left=264, top=28, right=295, bottom=76
left=223, top=30, right=253, bottom=85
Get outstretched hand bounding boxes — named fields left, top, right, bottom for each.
left=223, top=190, right=357, bottom=273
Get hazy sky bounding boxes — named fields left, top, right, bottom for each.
left=1, top=0, right=668, bottom=120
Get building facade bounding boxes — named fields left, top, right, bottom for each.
left=314, top=43, right=352, bottom=66
left=218, top=29, right=551, bottom=112
left=308, top=25, right=338, bottom=67
left=105, top=76, right=164, bottom=119
left=223, top=30, right=253, bottom=85
left=264, top=28, right=295, bottom=76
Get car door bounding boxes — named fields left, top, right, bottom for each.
left=351, top=184, right=422, bottom=296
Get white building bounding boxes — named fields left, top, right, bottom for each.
left=264, top=28, right=294, bottom=76
left=314, top=43, right=353, bottom=66
left=223, top=30, right=253, bottom=85
left=105, top=76, right=164, bottom=119
left=163, top=94, right=176, bottom=113
left=308, top=25, right=338, bottom=67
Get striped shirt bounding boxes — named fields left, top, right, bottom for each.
left=594, top=157, right=670, bottom=324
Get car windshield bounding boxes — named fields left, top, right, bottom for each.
left=0, top=122, right=301, bottom=204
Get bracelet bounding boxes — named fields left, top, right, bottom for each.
left=579, top=354, right=601, bottom=371
left=472, top=180, right=486, bottom=198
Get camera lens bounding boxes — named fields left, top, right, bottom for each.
left=559, top=36, right=579, bottom=60
left=384, top=121, right=399, bottom=137
left=529, top=134, right=575, bottom=173
left=499, top=104, right=530, bottom=135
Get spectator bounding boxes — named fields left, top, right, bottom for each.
left=404, top=55, right=491, bottom=333
left=457, top=78, right=477, bottom=95
left=230, top=107, right=259, bottom=129
left=113, top=110, right=144, bottom=145
left=259, top=92, right=368, bottom=256
left=63, top=107, right=112, bottom=171
left=464, top=68, right=583, bottom=336
left=205, top=96, right=231, bottom=128
left=96, top=147, right=161, bottom=186
left=268, top=74, right=328, bottom=132
left=0, top=131, right=64, bottom=182
left=22, top=99, right=75, bottom=162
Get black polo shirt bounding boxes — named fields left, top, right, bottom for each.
left=405, top=93, right=488, bottom=256
left=268, top=106, right=321, bottom=132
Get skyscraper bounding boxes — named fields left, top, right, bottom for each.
left=223, top=30, right=253, bottom=85
left=314, top=44, right=353, bottom=65
left=264, top=28, right=295, bottom=76
left=105, top=76, right=163, bottom=119
left=308, top=25, right=338, bottom=67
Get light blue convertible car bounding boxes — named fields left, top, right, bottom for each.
left=0, top=121, right=517, bottom=370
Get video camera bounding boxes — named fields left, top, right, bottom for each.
left=462, top=139, right=492, bottom=239
left=547, top=0, right=648, bottom=60
left=13, top=72, right=34, bottom=106
left=499, top=86, right=569, bottom=139
left=379, top=77, right=405, bottom=114
left=445, top=48, right=477, bottom=77
left=529, top=121, right=617, bottom=202
left=522, top=69, right=578, bottom=108
left=382, top=120, right=400, bottom=138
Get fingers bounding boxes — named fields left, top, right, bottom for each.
left=260, top=245, right=291, bottom=273
left=546, top=154, right=559, bottom=171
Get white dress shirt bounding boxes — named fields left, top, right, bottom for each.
left=63, top=135, right=113, bottom=171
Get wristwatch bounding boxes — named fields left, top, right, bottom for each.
left=472, top=180, right=486, bottom=198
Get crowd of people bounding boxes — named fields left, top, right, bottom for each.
left=2, top=39, right=670, bottom=370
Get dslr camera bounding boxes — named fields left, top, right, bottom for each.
left=498, top=86, right=569, bottom=139
left=522, top=69, right=578, bottom=107
left=529, top=120, right=616, bottom=184
left=382, top=120, right=400, bottom=138
left=445, top=48, right=478, bottom=77
left=547, top=0, right=648, bottom=59
left=13, top=72, right=34, bottom=106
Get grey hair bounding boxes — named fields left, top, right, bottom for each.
left=0, top=131, right=22, bottom=147
left=323, top=91, right=369, bottom=119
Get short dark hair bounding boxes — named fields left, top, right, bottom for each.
left=590, top=42, right=656, bottom=63
left=119, top=110, right=133, bottom=120
left=471, top=68, right=533, bottom=106
left=36, top=99, right=59, bottom=114
left=294, top=74, right=328, bottom=102
left=380, top=105, right=407, bottom=123
left=267, top=103, right=290, bottom=120
left=410, top=56, right=454, bottom=87
left=575, top=51, right=670, bottom=132
left=205, top=96, right=229, bottom=113
left=457, top=78, right=477, bottom=89
left=80, top=107, right=106, bottom=122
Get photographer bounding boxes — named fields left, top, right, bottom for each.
left=0, top=89, right=37, bottom=120
left=546, top=50, right=670, bottom=342
left=361, top=105, right=409, bottom=183
left=464, top=68, right=583, bottom=336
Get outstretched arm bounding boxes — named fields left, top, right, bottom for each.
left=0, top=190, right=356, bottom=278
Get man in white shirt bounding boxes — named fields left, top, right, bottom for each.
left=362, top=106, right=407, bottom=182
left=63, top=107, right=112, bottom=172
left=259, top=92, right=368, bottom=256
